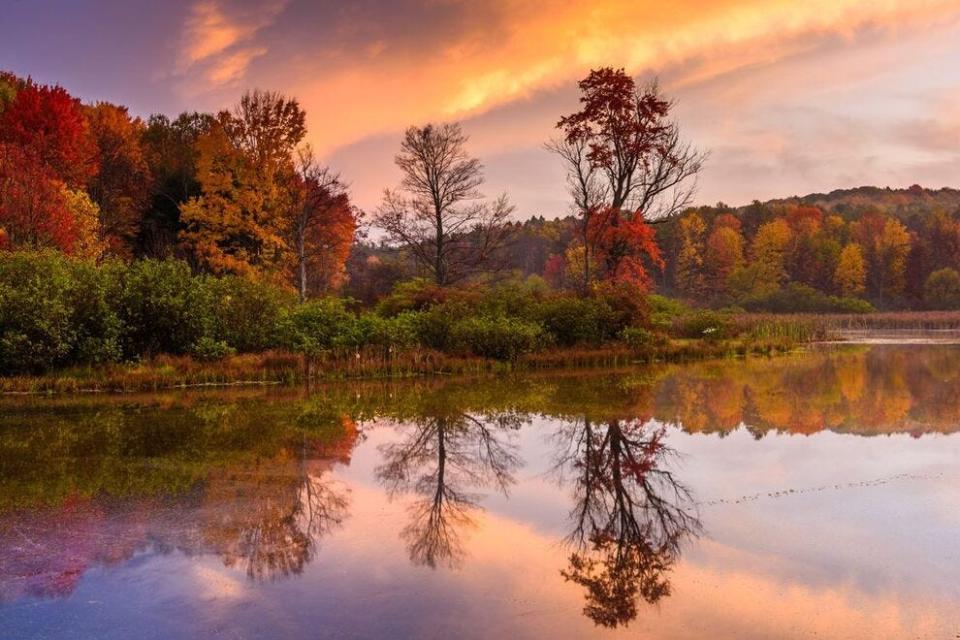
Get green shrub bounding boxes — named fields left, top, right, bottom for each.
left=621, top=326, right=667, bottom=350
left=648, top=294, right=688, bottom=331
left=413, top=302, right=471, bottom=351
left=116, top=260, right=209, bottom=357
left=741, top=283, right=873, bottom=314
left=0, top=251, right=76, bottom=373
left=449, top=316, right=545, bottom=360
left=534, top=296, right=620, bottom=346
left=277, top=298, right=356, bottom=356
left=924, top=268, right=960, bottom=310
left=190, top=336, right=236, bottom=361
left=67, top=259, right=123, bottom=365
left=354, top=312, right=421, bottom=350
left=203, top=276, right=291, bottom=352
left=673, top=310, right=733, bottom=340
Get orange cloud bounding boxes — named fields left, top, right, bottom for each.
left=285, top=0, right=960, bottom=156
left=178, top=0, right=287, bottom=87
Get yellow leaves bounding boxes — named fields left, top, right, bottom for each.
left=61, top=187, right=106, bottom=261
left=834, top=243, right=866, bottom=297
left=179, top=125, right=290, bottom=278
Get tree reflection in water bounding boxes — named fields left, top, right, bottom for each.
left=375, top=413, right=521, bottom=568
left=0, top=404, right=360, bottom=597
left=553, top=417, right=701, bottom=628
left=200, top=454, right=351, bottom=581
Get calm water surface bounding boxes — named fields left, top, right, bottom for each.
left=1, top=344, right=959, bottom=639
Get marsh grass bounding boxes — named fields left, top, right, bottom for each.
left=0, top=335, right=799, bottom=394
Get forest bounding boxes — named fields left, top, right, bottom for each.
left=2, top=66, right=960, bottom=380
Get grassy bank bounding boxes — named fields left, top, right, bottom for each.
left=0, top=336, right=798, bottom=394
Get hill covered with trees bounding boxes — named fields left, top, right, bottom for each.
left=349, top=185, right=960, bottom=312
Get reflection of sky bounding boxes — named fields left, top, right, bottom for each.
left=4, top=417, right=959, bottom=638
left=3, top=1, right=960, bottom=216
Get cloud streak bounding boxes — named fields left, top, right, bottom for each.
left=273, top=0, right=960, bottom=156
left=178, top=0, right=288, bottom=88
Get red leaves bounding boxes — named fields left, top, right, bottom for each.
left=558, top=67, right=671, bottom=173
left=587, top=207, right=663, bottom=290
left=0, top=143, right=80, bottom=253
left=0, top=80, right=96, bottom=188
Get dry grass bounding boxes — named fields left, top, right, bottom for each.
left=0, top=335, right=801, bottom=395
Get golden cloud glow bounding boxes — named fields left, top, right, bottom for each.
left=290, top=0, right=960, bottom=155
left=178, top=0, right=287, bottom=87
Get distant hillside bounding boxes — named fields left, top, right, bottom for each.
left=345, top=185, right=960, bottom=310
left=755, top=185, right=960, bottom=219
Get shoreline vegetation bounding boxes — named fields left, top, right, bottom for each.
left=4, top=310, right=960, bottom=395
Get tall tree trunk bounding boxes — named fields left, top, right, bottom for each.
left=298, top=230, right=307, bottom=303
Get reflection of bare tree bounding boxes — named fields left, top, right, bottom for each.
left=554, top=418, right=700, bottom=628
left=376, top=413, right=520, bottom=568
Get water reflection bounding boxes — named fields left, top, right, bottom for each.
left=376, top=412, right=521, bottom=568
left=554, top=418, right=700, bottom=627
left=0, top=400, right=361, bottom=598
left=0, top=345, right=958, bottom=637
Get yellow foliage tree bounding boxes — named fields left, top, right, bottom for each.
left=833, top=243, right=866, bottom=297
left=675, top=214, right=706, bottom=298
left=179, top=125, right=288, bottom=279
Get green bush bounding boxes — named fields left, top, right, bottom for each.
left=534, top=296, right=619, bottom=347
left=0, top=251, right=77, bottom=373
left=673, top=310, right=733, bottom=340
left=203, top=276, right=291, bottom=352
left=621, top=326, right=667, bottom=350
left=924, top=268, right=960, bottom=310
left=190, top=336, right=236, bottom=361
left=116, top=260, right=209, bottom=357
left=66, top=260, right=123, bottom=365
left=449, top=316, right=545, bottom=360
left=413, top=302, right=471, bottom=351
left=277, top=298, right=357, bottom=356
left=648, top=294, right=688, bottom=331
left=741, top=283, right=873, bottom=314
left=354, top=312, right=421, bottom=350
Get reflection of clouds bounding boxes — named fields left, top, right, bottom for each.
left=189, top=564, right=246, bottom=601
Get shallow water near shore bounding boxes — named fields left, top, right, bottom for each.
left=1, top=344, right=958, bottom=639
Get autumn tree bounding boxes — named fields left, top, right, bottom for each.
left=703, top=224, right=744, bottom=295
left=923, top=268, right=960, bottom=310
left=0, top=79, right=96, bottom=188
left=180, top=91, right=306, bottom=279
left=0, top=143, right=78, bottom=252
left=852, top=214, right=911, bottom=304
left=555, top=68, right=705, bottom=219
left=674, top=213, right=706, bottom=298
left=833, top=243, right=866, bottom=297
left=85, top=102, right=152, bottom=256
left=288, top=146, right=356, bottom=301
left=550, top=68, right=705, bottom=292
left=374, top=123, right=513, bottom=286
left=729, top=218, right=792, bottom=298
left=587, top=207, right=664, bottom=290
left=140, top=112, right=215, bottom=257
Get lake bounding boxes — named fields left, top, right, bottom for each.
left=1, top=344, right=958, bottom=639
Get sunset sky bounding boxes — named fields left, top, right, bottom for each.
left=4, top=0, right=960, bottom=217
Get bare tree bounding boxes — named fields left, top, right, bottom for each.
left=373, top=123, right=514, bottom=286
left=545, top=136, right=606, bottom=289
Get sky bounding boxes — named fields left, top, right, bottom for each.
left=2, top=0, right=960, bottom=218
